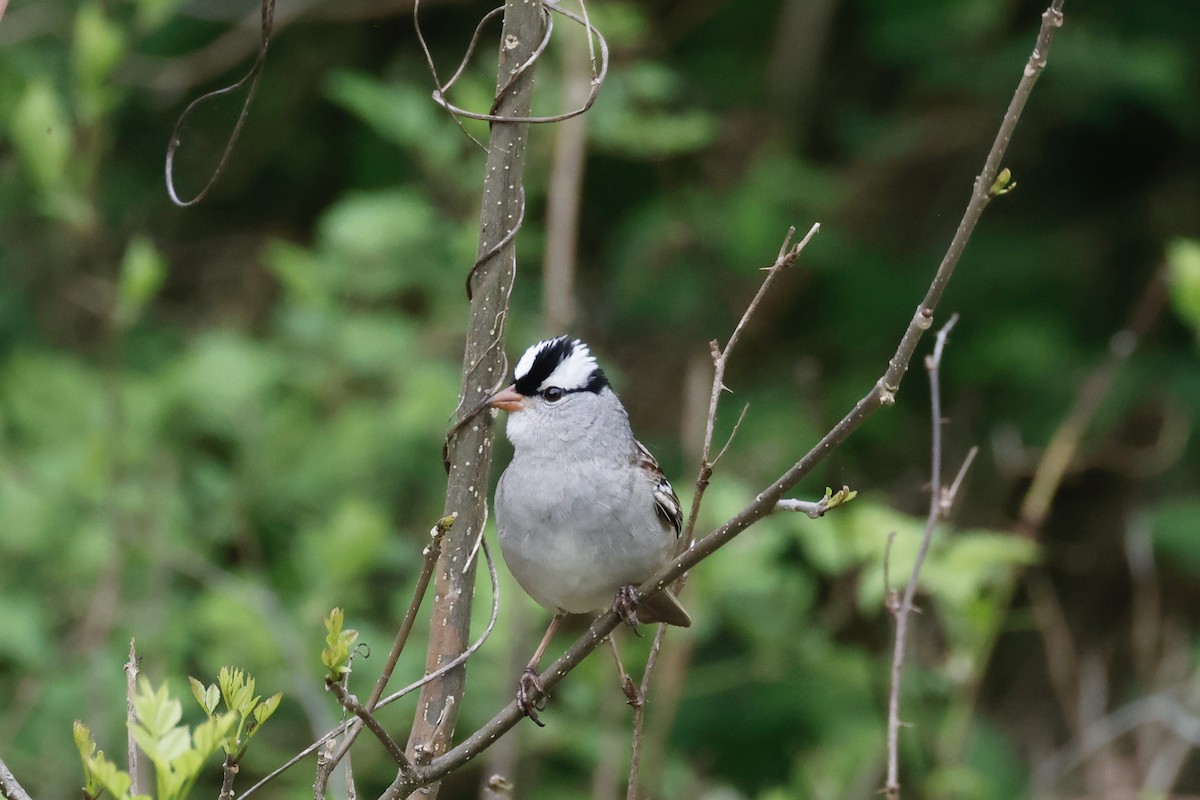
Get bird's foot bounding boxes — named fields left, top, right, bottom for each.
left=613, top=585, right=642, bottom=636
left=517, top=667, right=547, bottom=727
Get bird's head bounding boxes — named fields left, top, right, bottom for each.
left=489, top=336, right=624, bottom=450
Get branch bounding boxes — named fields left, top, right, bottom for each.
left=627, top=223, right=818, bottom=798
left=237, top=534, right=499, bottom=800
left=370, top=514, right=455, bottom=710
left=775, top=485, right=857, bottom=518
left=883, top=314, right=969, bottom=800
left=681, top=223, right=820, bottom=545
left=319, top=515, right=454, bottom=774
left=876, top=0, right=1064, bottom=405
left=1016, top=264, right=1167, bottom=538
left=124, top=638, right=140, bottom=796
left=0, top=756, right=32, bottom=800
left=218, top=753, right=238, bottom=800
left=326, top=679, right=413, bottom=777
left=404, top=0, right=545, bottom=791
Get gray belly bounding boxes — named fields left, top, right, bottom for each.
left=495, top=458, right=675, bottom=614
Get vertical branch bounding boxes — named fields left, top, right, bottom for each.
left=884, top=316, right=969, bottom=799
left=404, top=1, right=547, bottom=796
left=124, top=638, right=140, bottom=796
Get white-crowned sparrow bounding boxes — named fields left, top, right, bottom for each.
left=489, top=336, right=691, bottom=723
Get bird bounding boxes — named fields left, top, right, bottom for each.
left=489, top=336, right=691, bottom=724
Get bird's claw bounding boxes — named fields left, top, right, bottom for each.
left=613, top=585, right=642, bottom=635
left=517, top=667, right=547, bottom=727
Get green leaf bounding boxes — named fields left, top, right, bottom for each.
left=116, top=236, right=167, bottom=328
left=189, top=676, right=207, bottom=712
left=322, top=607, right=358, bottom=678
left=130, top=723, right=162, bottom=763
left=73, top=2, right=126, bottom=125
left=73, top=720, right=96, bottom=758
left=10, top=79, right=73, bottom=193
left=192, top=712, right=235, bottom=757
left=86, top=751, right=133, bottom=800
left=155, top=726, right=191, bottom=762
left=253, top=692, right=282, bottom=726
left=1151, top=497, right=1200, bottom=575
left=1167, top=238, right=1200, bottom=340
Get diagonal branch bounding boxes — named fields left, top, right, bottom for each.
left=0, top=755, right=32, bottom=800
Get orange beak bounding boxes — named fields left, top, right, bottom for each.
left=488, top=384, right=527, bottom=412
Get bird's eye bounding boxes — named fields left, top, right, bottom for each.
left=542, top=386, right=565, bottom=402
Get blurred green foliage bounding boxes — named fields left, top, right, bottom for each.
left=1, top=0, right=1198, bottom=798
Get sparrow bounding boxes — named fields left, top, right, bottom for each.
left=489, top=336, right=691, bottom=724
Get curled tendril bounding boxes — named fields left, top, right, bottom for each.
left=414, top=0, right=609, bottom=139
left=164, top=0, right=275, bottom=207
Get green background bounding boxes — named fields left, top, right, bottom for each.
left=1, top=0, right=1199, bottom=797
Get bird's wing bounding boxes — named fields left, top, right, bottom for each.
left=634, top=439, right=683, bottom=536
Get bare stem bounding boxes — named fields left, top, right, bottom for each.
left=884, top=314, right=962, bottom=799
left=326, top=679, right=413, bottom=777
left=371, top=515, right=455, bottom=710
left=124, top=638, right=140, bottom=796
left=627, top=223, right=819, bottom=799
left=218, top=752, right=238, bottom=800
left=0, top=755, right=33, bottom=800
left=405, top=2, right=545, bottom=795
left=682, top=223, right=821, bottom=545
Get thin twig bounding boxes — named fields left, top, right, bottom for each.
left=682, top=223, right=820, bottom=545
left=322, top=514, right=455, bottom=773
left=1016, top=263, right=1167, bottom=538
left=0, top=755, right=33, bottom=800
left=325, top=679, right=413, bottom=776
left=164, top=0, right=275, bottom=206
left=124, top=638, right=140, bottom=796
left=943, top=447, right=979, bottom=514
left=239, top=538, right=500, bottom=800
left=884, top=314, right=962, bottom=799
left=378, top=536, right=501, bottom=708
left=627, top=223, right=819, bottom=799
left=370, top=514, right=456, bottom=710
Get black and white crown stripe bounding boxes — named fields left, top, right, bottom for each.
left=512, top=336, right=609, bottom=397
